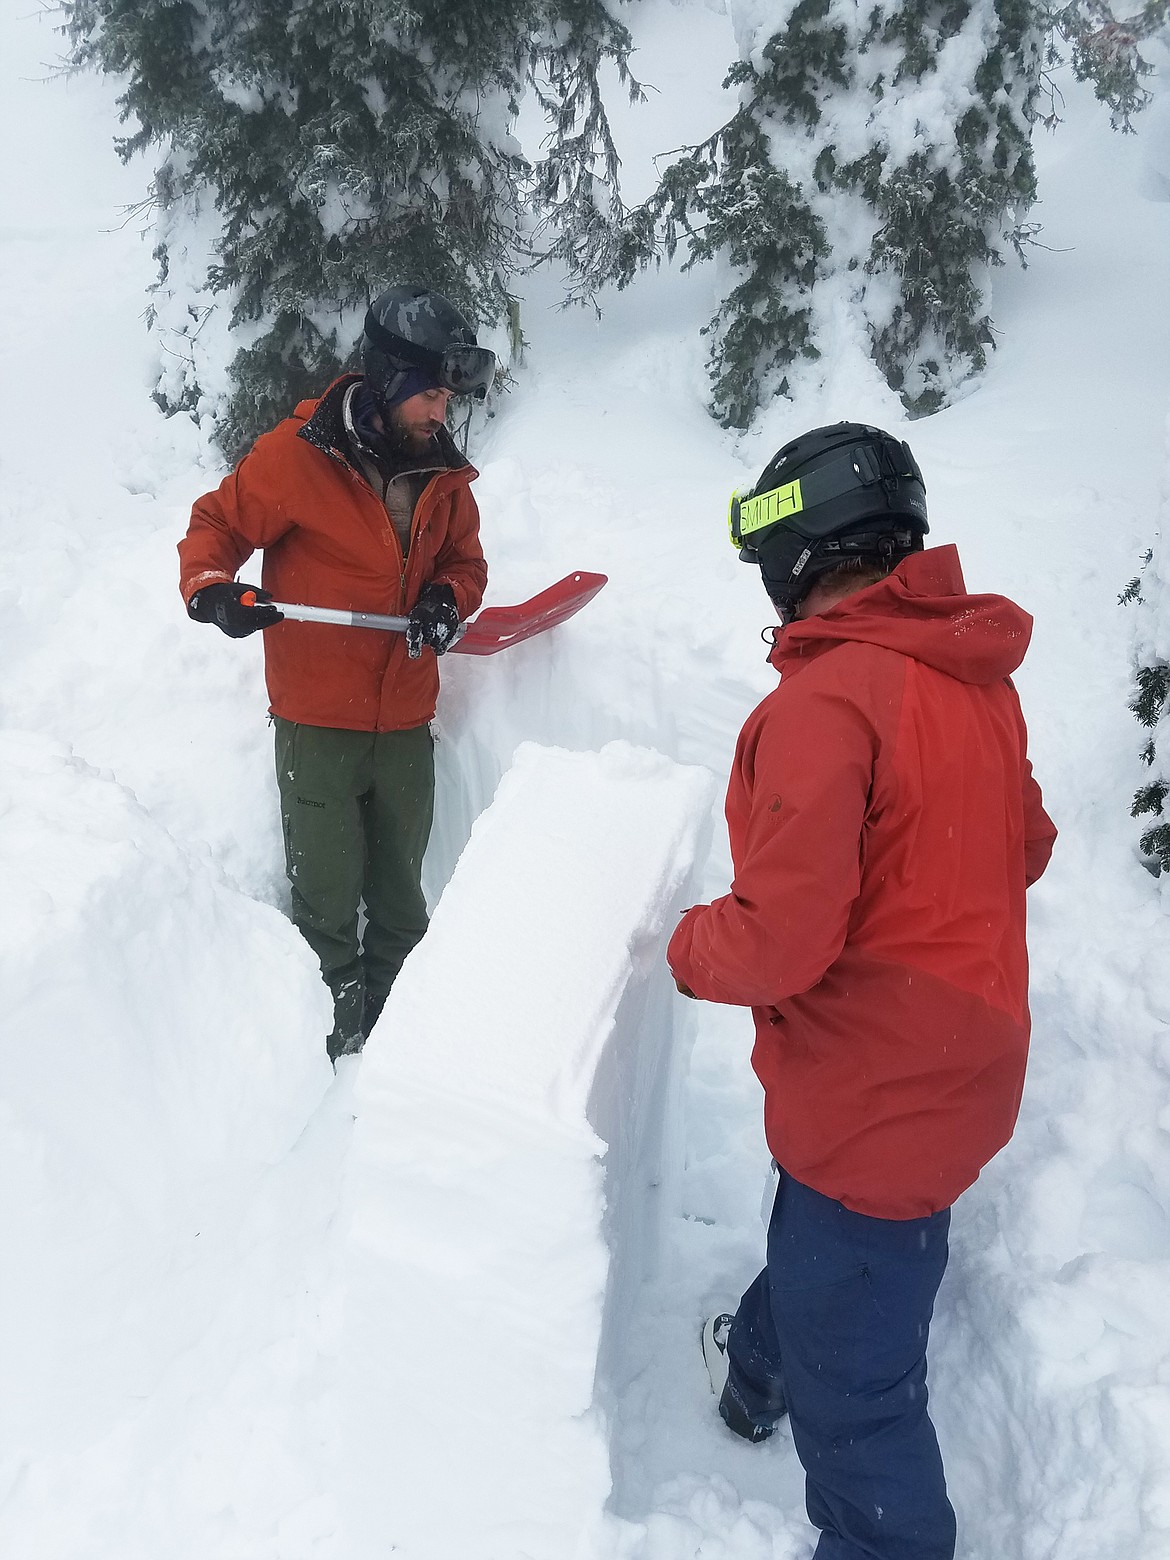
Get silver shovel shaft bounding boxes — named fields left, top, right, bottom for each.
left=268, top=600, right=468, bottom=645
left=269, top=601, right=410, bottom=631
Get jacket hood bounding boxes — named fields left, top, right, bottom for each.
left=772, top=545, right=1033, bottom=685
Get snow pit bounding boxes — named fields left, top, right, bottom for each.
left=336, top=740, right=714, bottom=1560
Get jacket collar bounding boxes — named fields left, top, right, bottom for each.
left=296, top=375, right=470, bottom=477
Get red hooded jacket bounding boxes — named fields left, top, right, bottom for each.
left=668, top=546, right=1056, bottom=1219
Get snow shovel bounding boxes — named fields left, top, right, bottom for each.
left=245, top=571, right=607, bottom=656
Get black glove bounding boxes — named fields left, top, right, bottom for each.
left=187, top=582, right=283, bottom=638
left=406, top=582, right=460, bottom=660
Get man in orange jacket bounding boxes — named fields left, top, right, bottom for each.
left=671, top=424, right=1056, bottom=1559
left=179, top=285, right=494, bottom=1060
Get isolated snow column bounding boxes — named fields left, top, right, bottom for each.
left=336, top=741, right=714, bottom=1560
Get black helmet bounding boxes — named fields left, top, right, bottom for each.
left=361, top=285, right=497, bottom=404
left=729, top=422, right=929, bottom=618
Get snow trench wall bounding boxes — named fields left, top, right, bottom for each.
left=337, top=741, right=714, bottom=1560
left=0, top=730, right=333, bottom=1543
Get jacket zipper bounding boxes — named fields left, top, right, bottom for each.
left=322, top=442, right=447, bottom=614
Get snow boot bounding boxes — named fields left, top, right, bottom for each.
left=327, top=1025, right=365, bottom=1064
left=701, top=1314, right=775, bottom=1445
left=326, top=968, right=366, bottom=1064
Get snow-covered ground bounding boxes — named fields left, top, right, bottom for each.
left=3, top=3, right=1170, bottom=1557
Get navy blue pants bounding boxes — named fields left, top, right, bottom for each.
left=726, top=1170, right=956, bottom=1560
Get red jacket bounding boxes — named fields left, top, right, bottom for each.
left=178, top=377, right=487, bottom=731
left=668, top=546, right=1056, bottom=1218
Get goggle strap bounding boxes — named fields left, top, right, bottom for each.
left=734, top=477, right=804, bottom=542
left=732, top=444, right=920, bottom=547
left=796, top=448, right=891, bottom=510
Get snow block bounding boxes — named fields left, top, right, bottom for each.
left=337, top=741, right=714, bottom=1560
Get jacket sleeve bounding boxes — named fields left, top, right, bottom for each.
left=178, top=446, right=296, bottom=604
left=1022, top=759, right=1057, bottom=886
left=430, top=486, right=487, bottom=621
left=1010, top=694, right=1056, bottom=887
left=667, top=671, right=878, bottom=1008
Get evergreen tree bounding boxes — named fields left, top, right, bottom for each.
left=528, top=2, right=648, bottom=303
left=644, top=94, right=831, bottom=429
left=602, top=0, right=1045, bottom=425
left=1101, top=0, right=1170, bottom=872
left=1044, top=0, right=1170, bottom=129
left=1124, top=543, right=1170, bottom=876
left=65, top=0, right=641, bottom=458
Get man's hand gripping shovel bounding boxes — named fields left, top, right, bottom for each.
left=242, top=571, right=607, bottom=656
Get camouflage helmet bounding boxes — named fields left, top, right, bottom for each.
left=361, top=285, right=497, bottom=404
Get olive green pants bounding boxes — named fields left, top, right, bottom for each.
left=274, top=718, right=434, bottom=1045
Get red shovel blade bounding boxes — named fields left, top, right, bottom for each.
left=451, top=571, right=607, bottom=656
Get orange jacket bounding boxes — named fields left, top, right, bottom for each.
left=179, top=377, right=487, bottom=731
left=668, top=546, right=1056, bottom=1219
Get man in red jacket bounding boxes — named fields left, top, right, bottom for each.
left=669, top=424, right=1055, bottom=1559
left=180, top=285, right=494, bottom=1061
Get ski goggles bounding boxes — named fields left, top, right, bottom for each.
left=364, top=310, right=497, bottom=401
left=728, top=478, right=805, bottom=552
left=437, top=344, right=497, bottom=399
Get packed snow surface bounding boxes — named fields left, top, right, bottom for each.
left=3, top=3, right=1170, bottom=1559
left=340, top=742, right=712, bottom=1560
